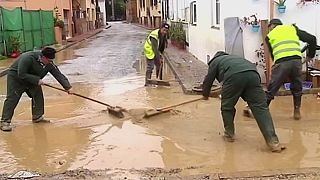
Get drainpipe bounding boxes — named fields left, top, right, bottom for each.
left=269, top=0, right=274, bottom=20
left=111, top=0, right=115, bottom=20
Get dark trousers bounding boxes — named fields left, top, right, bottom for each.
left=266, top=59, right=302, bottom=108
left=145, top=58, right=161, bottom=83
left=1, top=74, right=44, bottom=122
left=221, top=71, right=279, bottom=144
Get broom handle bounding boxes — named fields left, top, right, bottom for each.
left=43, top=83, right=113, bottom=108
left=156, top=97, right=203, bottom=111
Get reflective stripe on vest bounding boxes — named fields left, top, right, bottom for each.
left=144, top=29, right=159, bottom=59
left=267, top=25, right=302, bottom=62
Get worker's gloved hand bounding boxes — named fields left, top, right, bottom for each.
left=202, top=96, right=209, bottom=100
left=302, top=56, right=313, bottom=64
left=67, top=88, right=74, bottom=95
left=38, top=79, right=44, bottom=85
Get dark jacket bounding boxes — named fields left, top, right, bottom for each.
left=202, top=54, right=258, bottom=97
left=149, top=30, right=167, bottom=60
left=8, top=51, right=72, bottom=90
left=265, top=24, right=317, bottom=63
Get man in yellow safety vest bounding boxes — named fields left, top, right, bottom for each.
left=265, top=19, right=317, bottom=120
left=143, top=23, right=170, bottom=86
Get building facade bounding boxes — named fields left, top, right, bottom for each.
left=168, top=0, right=320, bottom=82
left=126, top=0, right=138, bottom=23
left=97, top=0, right=107, bottom=26
left=137, top=0, right=162, bottom=28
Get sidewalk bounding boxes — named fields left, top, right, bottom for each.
left=0, top=25, right=109, bottom=77
left=164, top=43, right=208, bottom=95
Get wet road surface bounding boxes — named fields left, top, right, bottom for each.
left=1, top=22, right=320, bottom=177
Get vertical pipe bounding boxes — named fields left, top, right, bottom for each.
left=261, top=20, right=272, bottom=86
left=24, top=0, right=27, bottom=9
left=40, top=10, right=44, bottom=47
left=20, top=7, right=26, bottom=52
left=269, top=0, right=274, bottom=20
left=0, top=8, right=7, bottom=55
left=111, top=0, right=115, bottom=20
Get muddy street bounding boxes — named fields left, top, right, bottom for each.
left=1, top=22, right=320, bottom=178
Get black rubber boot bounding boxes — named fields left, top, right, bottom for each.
left=145, top=71, right=152, bottom=86
left=293, top=96, right=301, bottom=120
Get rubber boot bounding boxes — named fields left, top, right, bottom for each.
left=0, top=121, right=12, bottom=132
left=293, top=96, right=301, bottom=120
left=145, top=71, right=152, bottom=86
left=294, top=107, right=301, bottom=120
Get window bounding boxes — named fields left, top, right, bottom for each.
left=211, top=0, right=220, bottom=28
left=190, top=1, right=197, bottom=25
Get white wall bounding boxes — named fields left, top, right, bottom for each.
left=186, top=0, right=320, bottom=82
left=189, top=0, right=269, bottom=64
left=168, top=0, right=191, bottom=21
left=98, top=0, right=106, bottom=26
left=273, top=2, right=320, bottom=45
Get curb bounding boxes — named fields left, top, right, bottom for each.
left=0, top=27, right=106, bottom=78
left=163, top=52, right=195, bottom=95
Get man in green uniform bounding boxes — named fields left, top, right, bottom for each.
left=0, top=47, right=73, bottom=132
left=143, top=23, right=170, bottom=86
left=202, top=51, right=284, bottom=152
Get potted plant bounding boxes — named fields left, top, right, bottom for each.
left=54, top=17, right=65, bottom=43
left=242, top=14, right=261, bottom=32
left=169, top=21, right=186, bottom=49
left=275, top=0, right=286, bottom=13
left=8, top=35, right=22, bottom=58
left=54, top=17, right=65, bottom=29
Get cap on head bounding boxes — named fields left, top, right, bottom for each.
left=213, top=51, right=228, bottom=59
left=41, top=47, right=56, bottom=60
left=268, top=19, right=283, bottom=27
left=208, top=51, right=229, bottom=65
left=161, top=23, right=170, bottom=30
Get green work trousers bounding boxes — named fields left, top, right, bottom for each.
left=1, top=74, right=44, bottom=123
left=221, top=71, right=279, bottom=144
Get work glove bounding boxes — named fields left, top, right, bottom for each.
left=202, top=96, right=209, bottom=100
left=66, top=87, right=74, bottom=95
left=38, top=79, right=44, bottom=85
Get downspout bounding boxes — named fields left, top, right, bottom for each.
left=69, top=0, right=73, bottom=37
left=265, top=0, right=275, bottom=85
left=269, top=0, right=274, bottom=20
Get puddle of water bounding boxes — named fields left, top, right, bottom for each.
left=69, top=121, right=164, bottom=170
left=0, top=123, right=91, bottom=174
left=2, top=23, right=320, bottom=176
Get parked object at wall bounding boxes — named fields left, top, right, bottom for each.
left=54, top=18, right=64, bottom=29
left=242, top=14, right=261, bottom=32
left=297, top=0, right=320, bottom=6
left=8, top=36, right=22, bottom=58
left=275, top=0, right=287, bottom=13
left=169, top=21, right=186, bottom=49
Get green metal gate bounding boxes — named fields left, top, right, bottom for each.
left=0, top=7, right=55, bottom=56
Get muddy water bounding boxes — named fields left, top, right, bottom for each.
left=1, top=23, right=320, bottom=176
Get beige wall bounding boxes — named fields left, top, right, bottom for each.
left=1, top=0, right=73, bottom=38
left=136, top=0, right=162, bottom=28
left=80, top=0, right=96, bottom=22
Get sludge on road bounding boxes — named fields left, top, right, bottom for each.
left=0, top=23, right=320, bottom=178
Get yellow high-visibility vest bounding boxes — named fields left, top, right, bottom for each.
left=144, top=29, right=159, bottom=59
left=267, top=25, right=302, bottom=62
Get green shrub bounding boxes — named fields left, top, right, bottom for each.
left=169, top=21, right=186, bottom=44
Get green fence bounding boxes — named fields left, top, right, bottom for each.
left=0, top=7, right=55, bottom=56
